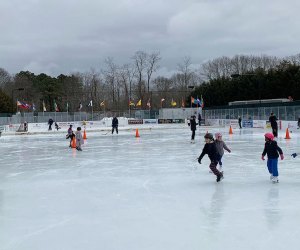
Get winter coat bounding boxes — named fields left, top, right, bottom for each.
left=215, top=140, right=230, bottom=156
left=199, top=142, right=220, bottom=162
left=262, top=140, right=283, bottom=159
left=269, top=115, right=278, bottom=128
left=188, top=119, right=197, bottom=131
left=112, top=117, right=118, bottom=127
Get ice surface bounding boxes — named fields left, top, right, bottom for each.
left=0, top=126, right=300, bottom=250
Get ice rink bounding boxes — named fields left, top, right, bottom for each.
left=0, top=125, right=300, bottom=250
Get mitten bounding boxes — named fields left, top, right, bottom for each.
left=280, top=154, right=284, bottom=160
left=261, top=155, right=265, bottom=161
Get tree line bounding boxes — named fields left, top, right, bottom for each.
left=0, top=52, right=300, bottom=113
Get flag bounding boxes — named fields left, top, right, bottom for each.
left=136, top=99, right=142, bottom=106
left=201, top=95, right=204, bottom=108
left=78, top=102, right=83, bottom=111
left=43, top=100, right=47, bottom=112
left=88, top=100, right=93, bottom=107
left=66, top=102, right=69, bottom=111
left=100, top=101, right=105, bottom=106
left=17, top=100, right=31, bottom=109
left=32, top=103, right=36, bottom=111
left=181, top=97, right=185, bottom=108
left=171, top=99, right=177, bottom=107
left=54, top=100, right=59, bottom=112
left=129, top=100, right=135, bottom=106
left=147, top=99, right=151, bottom=108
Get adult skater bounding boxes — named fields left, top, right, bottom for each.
left=188, top=115, right=197, bottom=143
left=269, top=112, right=278, bottom=138
left=215, top=133, right=231, bottom=173
left=198, top=133, right=223, bottom=182
left=198, top=113, right=202, bottom=127
left=238, top=116, right=242, bottom=129
left=48, top=118, right=54, bottom=131
left=112, top=116, right=118, bottom=134
left=262, top=133, right=284, bottom=183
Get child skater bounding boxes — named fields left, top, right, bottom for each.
left=262, top=133, right=284, bottom=183
left=198, top=133, right=223, bottom=182
left=215, top=133, right=231, bottom=173
left=66, top=125, right=75, bottom=147
left=75, top=127, right=84, bottom=151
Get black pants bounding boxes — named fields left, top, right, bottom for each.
left=272, top=126, right=278, bottom=137
left=239, top=122, right=242, bottom=129
left=191, top=130, right=195, bottom=140
left=112, top=126, right=118, bottom=134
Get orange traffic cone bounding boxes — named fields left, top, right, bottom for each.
left=135, top=128, right=140, bottom=138
left=284, top=128, right=291, bottom=139
left=71, top=137, right=76, bottom=148
left=229, top=125, right=233, bottom=135
left=83, top=129, right=87, bottom=139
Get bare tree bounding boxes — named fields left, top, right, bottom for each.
left=132, top=51, right=147, bottom=105
left=103, top=57, right=118, bottom=109
left=146, top=51, right=161, bottom=92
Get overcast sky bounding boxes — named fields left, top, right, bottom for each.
left=1, top=0, right=300, bottom=77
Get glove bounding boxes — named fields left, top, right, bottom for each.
left=228, top=149, right=231, bottom=153
left=280, top=154, right=284, bottom=160
left=291, top=153, right=297, bottom=158
left=198, top=158, right=202, bottom=164
left=261, top=155, right=265, bottom=161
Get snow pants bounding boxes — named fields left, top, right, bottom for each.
left=267, top=158, right=278, bottom=177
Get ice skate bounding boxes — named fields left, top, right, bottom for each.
left=272, top=177, right=279, bottom=183
left=190, top=139, right=195, bottom=144
left=216, top=172, right=224, bottom=182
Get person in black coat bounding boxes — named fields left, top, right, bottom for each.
left=112, top=116, right=118, bottom=134
left=269, top=112, right=278, bottom=137
left=188, top=115, right=197, bottom=143
left=198, top=133, right=223, bottom=182
left=198, top=113, right=202, bottom=126
left=48, top=118, right=54, bottom=131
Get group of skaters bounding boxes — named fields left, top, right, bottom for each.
left=48, top=118, right=61, bottom=131
left=64, top=116, right=119, bottom=151
left=66, top=125, right=84, bottom=151
left=189, top=112, right=285, bottom=183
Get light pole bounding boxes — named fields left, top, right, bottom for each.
left=11, top=88, right=25, bottom=113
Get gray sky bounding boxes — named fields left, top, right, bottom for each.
left=1, top=0, right=300, bottom=76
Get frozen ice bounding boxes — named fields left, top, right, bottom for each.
left=0, top=125, right=300, bottom=250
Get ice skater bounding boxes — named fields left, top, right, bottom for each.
left=198, top=133, right=223, bottom=182
left=75, top=127, right=84, bottom=151
left=262, top=133, right=284, bottom=183
left=66, top=125, right=75, bottom=147
left=48, top=118, right=54, bottom=131
left=269, top=112, right=278, bottom=138
left=112, top=116, right=118, bottom=134
left=188, top=115, right=197, bottom=143
left=55, top=122, right=61, bottom=131
left=215, top=133, right=231, bottom=173
left=238, top=116, right=242, bottom=129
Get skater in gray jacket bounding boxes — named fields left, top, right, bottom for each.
left=215, top=133, right=231, bottom=172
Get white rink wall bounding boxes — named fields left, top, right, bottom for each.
left=206, top=119, right=299, bottom=132
left=0, top=117, right=189, bottom=135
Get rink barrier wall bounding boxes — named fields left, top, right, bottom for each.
left=206, top=119, right=299, bottom=132
left=0, top=117, right=190, bottom=135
